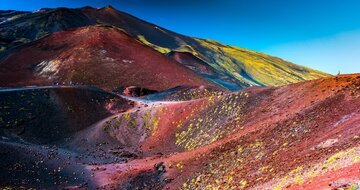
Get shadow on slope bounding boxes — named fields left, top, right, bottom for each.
left=0, top=85, right=132, bottom=144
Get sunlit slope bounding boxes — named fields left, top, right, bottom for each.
left=192, top=39, right=328, bottom=86
left=0, top=6, right=329, bottom=89
left=92, top=74, right=360, bottom=189
left=93, top=6, right=330, bottom=87
left=151, top=37, right=329, bottom=87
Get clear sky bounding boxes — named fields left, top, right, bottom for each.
left=1, top=0, right=360, bottom=74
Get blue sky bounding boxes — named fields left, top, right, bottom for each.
left=1, top=0, right=360, bottom=74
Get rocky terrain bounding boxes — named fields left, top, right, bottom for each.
left=1, top=74, right=360, bottom=189
left=1, top=5, right=359, bottom=190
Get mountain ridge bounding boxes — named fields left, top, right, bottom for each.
left=0, top=6, right=329, bottom=90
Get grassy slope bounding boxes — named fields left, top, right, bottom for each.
left=136, top=35, right=329, bottom=87
left=120, top=13, right=330, bottom=88
left=194, top=39, right=329, bottom=86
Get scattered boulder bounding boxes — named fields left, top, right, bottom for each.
left=154, top=162, right=166, bottom=172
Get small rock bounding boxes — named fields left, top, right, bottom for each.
left=154, top=162, right=166, bottom=172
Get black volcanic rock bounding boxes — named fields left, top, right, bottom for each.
left=0, top=86, right=132, bottom=144
left=113, top=86, right=158, bottom=97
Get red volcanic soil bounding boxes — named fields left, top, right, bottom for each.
left=2, top=74, right=360, bottom=189
left=87, top=74, right=360, bottom=189
left=0, top=26, right=218, bottom=91
left=289, top=162, right=360, bottom=189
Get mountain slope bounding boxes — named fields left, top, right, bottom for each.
left=87, top=74, right=360, bottom=189
left=0, top=85, right=135, bottom=188
left=1, top=74, right=359, bottom=189
left=0, top=26, right=217, bottom=91
left=0, top=6, right=329, bottom=90
left=0, top=86, right=133, bottom=144
left=1, top=5, right=358, bottom=190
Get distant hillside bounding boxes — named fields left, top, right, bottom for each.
left=0, top=26, right=216, bottom=91
left=0, top=6, right=329, bottom=90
